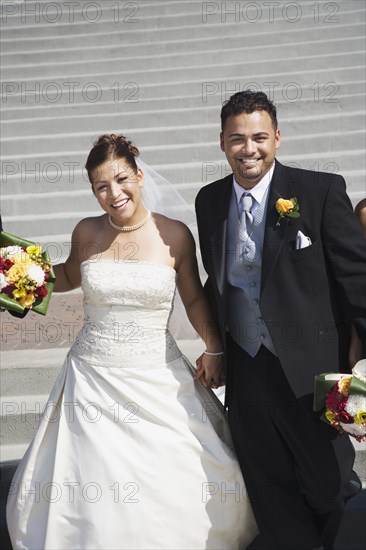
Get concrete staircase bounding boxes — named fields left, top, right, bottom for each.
left=1, top=0, right=365, bottom=475
left=1, top=1, right=365, bottom=249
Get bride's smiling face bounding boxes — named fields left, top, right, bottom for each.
left=91, top=157, right=145, bottom=224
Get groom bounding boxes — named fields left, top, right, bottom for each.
left=195, top=90, right=366, bottom=549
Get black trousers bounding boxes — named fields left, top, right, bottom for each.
left=226, top=335, right=358, bottom=550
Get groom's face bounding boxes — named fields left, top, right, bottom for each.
left=220, top=110, right=280, bottom=189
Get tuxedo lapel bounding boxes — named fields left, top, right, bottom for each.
left=261, top=160, right=295, bottom=292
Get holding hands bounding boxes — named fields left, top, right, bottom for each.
left=195, top=350, right=225, bottom=389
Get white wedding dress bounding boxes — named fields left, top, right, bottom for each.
left=7, top=260, right=257, bottom=550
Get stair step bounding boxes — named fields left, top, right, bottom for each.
left=1, top=109, right=365, bottom=142
left=1, top=69, right=364, bottom=111
left=3, top=40, right=366, bottom=79
left=2, top=171, right=365, bottom=222
left=1, top=4, right=364, bottom=41
left=2, top=94, right=366, bottom=130
left=3, top=53, right=366, bottom=89
left=2, top=33, right=364, bottom=66
left=0, top=394, right=48, bottom=446
left=2, top=130, right=365, bottom=168
left=1, top=349, right=68, bottom=396
left=2, top=22, right=365, bottom=61
left=3, top=121, right=366, bottom=156
left=1, top=159, right=365, bottom=228
left=1, top=444, right=28, bottom=463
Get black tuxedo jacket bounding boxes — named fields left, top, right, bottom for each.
left=195, top=159, right=366, bottom=397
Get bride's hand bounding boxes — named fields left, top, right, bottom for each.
left=194, top=354, right=224, bottom=389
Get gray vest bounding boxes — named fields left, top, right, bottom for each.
left=226, top=186, right=276, bottom=356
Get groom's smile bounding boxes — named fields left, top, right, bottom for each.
left=220, top=110, right=281, bottom=189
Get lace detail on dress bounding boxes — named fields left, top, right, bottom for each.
left=71, top=260, right=181, bottom=367
left=81, top=259, right=176, bottom=308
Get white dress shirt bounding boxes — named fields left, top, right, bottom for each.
left=233, top=162, right=275, bottom=219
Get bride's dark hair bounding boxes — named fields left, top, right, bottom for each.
left=85, top=134, right=140, bottom=182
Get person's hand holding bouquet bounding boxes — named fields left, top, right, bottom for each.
left=314, top=359, right=366, bottom=442
left=0, top=231, right=55, bottom=317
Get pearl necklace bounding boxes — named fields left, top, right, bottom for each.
left=108, top=211, right=151, bottom=232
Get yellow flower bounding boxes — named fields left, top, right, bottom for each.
left=276, top=198, right=294, bottom=214
left=26, top=244, right=41, bottom=256
left=325, top=409, right=336, bottom=423
left=354, top=410, right=366, bottom=425
left=275, top=196, right=300, bottom=227
left=13, top=286, right=27, bottom=299
left=338, top=376, right=352, bottom=396
left=11, top=252, right=33, bottom=267
left=7, top=264, right=29, bottom=283
left=19, top=293, right=36, bottom=308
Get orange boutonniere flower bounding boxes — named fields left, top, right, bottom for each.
left=275, top=197, right=300, bottom=227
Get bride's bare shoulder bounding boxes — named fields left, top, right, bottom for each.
left=152, top=213, right=193, bottom=240
left=151, top=213, right=195, bottom=261
left=71, top=215, right=106, bottom=241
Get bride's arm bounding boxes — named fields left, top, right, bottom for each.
left=53, top=221, right=86, bottom=292
left=174, top=224, right=224, bottom=388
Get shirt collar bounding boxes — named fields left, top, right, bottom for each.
left=233, top=162, right=275, bottom=206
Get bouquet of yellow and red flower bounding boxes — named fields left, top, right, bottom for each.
left=0, top=231, right=55, bottom=316
left=314, top=359, right=366, bottom=442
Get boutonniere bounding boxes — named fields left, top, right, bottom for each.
left=275, top=197, right=300, bottom=227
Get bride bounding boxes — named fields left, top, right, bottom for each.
left=6, top=134, right=257, bottom=550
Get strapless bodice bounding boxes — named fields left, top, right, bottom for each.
left=70, top=260, right=181, bottom=367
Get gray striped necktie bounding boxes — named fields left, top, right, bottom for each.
left=240, top=193, right=254, bottom=233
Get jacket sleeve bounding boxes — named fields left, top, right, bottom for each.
left=321, top=176, right=366, bottom=352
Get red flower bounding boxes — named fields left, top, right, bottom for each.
left=337, top=410, right=354, bottom=424
left=36, top=286, right=48, bottom=299
left=326, top=382, right=348, bottom=412
left=0, top=259, right=14, bottom=272
left=1, top=284, right=15, bottom=297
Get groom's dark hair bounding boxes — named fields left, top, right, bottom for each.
left=221, top=90, right=278, bottom=131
